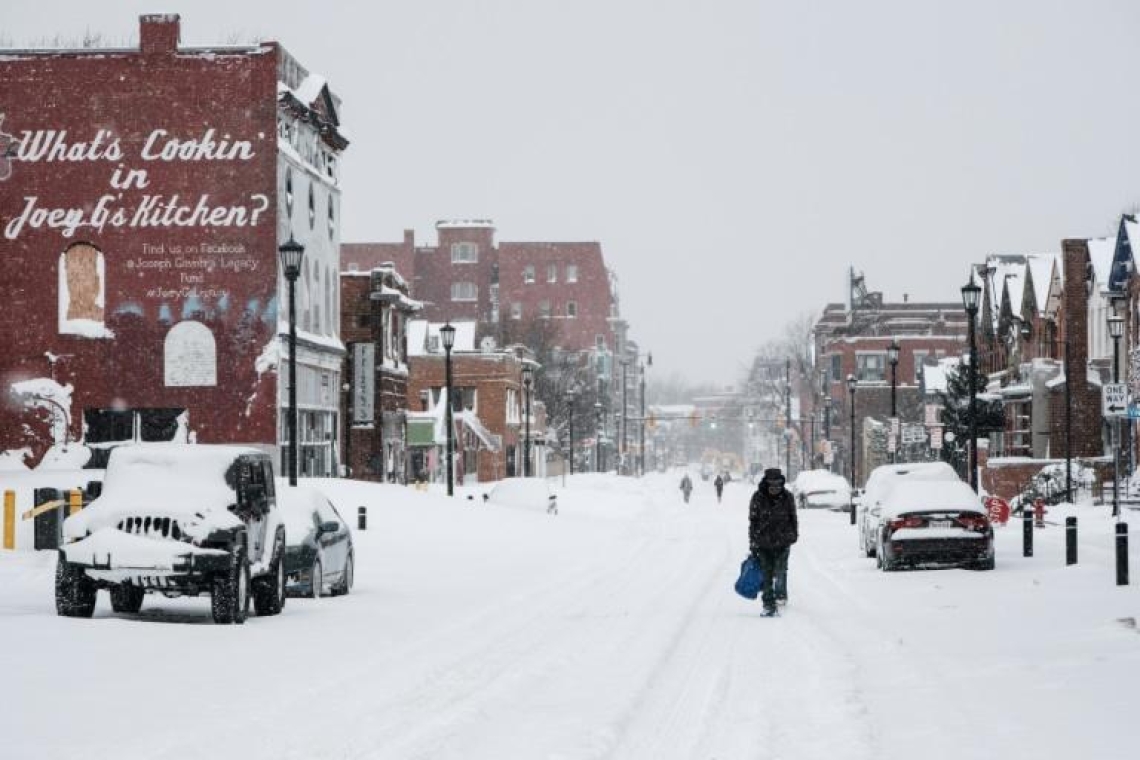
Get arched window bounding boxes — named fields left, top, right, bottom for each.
left=164, top=321, right=217, bottom=387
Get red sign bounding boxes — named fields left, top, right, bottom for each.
left=984, top=496, right=1011, bottom=526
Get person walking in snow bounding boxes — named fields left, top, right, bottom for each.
left=680, top=473, right=693, bottom=504
left=748, top=468, right=798, bottom=616
left=713, top=473, right=725, bottom=503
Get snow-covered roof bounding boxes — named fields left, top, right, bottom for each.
left=1026, top=253, right=1059, bottom=315
left=435, top=219, right=495, bottom=230
left=407, top=320, right=477, bottom=356
left=1087, top=236, right=1116, bottom=295
left=922, top=357, right=961, bottom=395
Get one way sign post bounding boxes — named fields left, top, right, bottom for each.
left=1103, top=383, right=1128, bottom=418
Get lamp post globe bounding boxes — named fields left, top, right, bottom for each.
left=278, top=237, right=305, bottom=487
left=440, top=322, right=456, bottom=496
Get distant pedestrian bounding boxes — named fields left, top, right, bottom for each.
left=714, top=474, right=725, bottom=503
left=748, top=468, right=798, bottom=616
left=680, top=473, right=693, bottom=504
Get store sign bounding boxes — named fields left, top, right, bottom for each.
left=352, top=343, right=375, bottom=424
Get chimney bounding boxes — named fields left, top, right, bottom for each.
left=140, top=14, right=180, bottom=55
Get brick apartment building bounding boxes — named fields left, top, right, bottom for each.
left=813, top=271, right=969, bottom=485
left=404, top=321, right=544, bottom=483
left=345, top=220, right=627, bottom=470
left=0, top=14, right=349, bottom=474
left=339, top=265, right=422, bottom=482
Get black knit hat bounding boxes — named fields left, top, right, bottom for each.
left=763, top=468, right=785, bottom=485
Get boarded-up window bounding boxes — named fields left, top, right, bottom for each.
left=164, top=321, right=218, bottom=387
left=58, top=243, right=110, bottom=337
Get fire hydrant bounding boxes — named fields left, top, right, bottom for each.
left=1033, top=497, right=1046, bottom=528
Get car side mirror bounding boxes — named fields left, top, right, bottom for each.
left=319, top=520, right=339, bottom=534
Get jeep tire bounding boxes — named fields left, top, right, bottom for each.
left=252, top=532, right=286, bottom=616
left=55, top=557, right=97, bottom=618
left=109, top=584, right=145, bottom=614
left=211, top=550, right=251, bottom=625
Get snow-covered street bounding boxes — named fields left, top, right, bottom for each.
left=2, top=472, right=1139, bottom=760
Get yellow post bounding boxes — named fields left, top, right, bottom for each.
left=69, top=489, right=82, bottom=516
left=3, top=490, right=14, bottom=550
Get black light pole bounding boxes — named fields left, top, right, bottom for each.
left=961, top=275, right=982, bottom=492
left=523, top=365, right=533, bottom=477
left=888, top=337, right=900, bottom=463
left=1109, top=314, right=1124, bottom=518
left=847, top=373, right=857, bottom=525
left=566, top=389, right=575, bottom=476
left=620, top=359, right=629, bottom=475
left=595, top=401, right=603, bottom=472
left=279, top=237, right=305, bottom=487
left=440, top=322, right=456, bottom=496
left=640, top=354, right=650, bottom=477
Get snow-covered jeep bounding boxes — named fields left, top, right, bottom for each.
left=55, top=444, right=286, bottom=624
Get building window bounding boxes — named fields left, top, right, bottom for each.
left=451, top=282, right=477, bottom=302
left=547, top=264, right=557, bottom=283
left=566, top=301, right=577, bottom=318
left=856, top=353, right=886, bottom=383
left=524, top=265, right=535, bottom=284
left=510, top=302, right=522, bottom=320
left=596, top=335, right=606, bottom=350
left=308, top=184, right=316, bottom=229
left=566, top=264, right=578, bottom=283
left=450, top=242, right=479, bottom=263
left=539, top=300, right=551, bottom=318
left=830, top=354, right=841, bottom=383
left=285, top=169, right=294, bottom=217
left=327, top=196, right=336, bottom=240
left=913, top=351, right=928, bottom=383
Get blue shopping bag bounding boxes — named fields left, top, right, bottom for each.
left=734, top=556, right=764, bottom=600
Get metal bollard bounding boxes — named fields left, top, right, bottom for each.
left=68, top=489, right=82, bottom=516
left=3, top=490, right=14, bottom=550
left=849, top=501, right=856, bottom=526
left=1066, top=516, right=1077, bottom=566
left=1023, top=505, right=1033, bottom=557
left=1116, top=523, right=1129, bottom=586
left=357, top=506, right=367, bottom=531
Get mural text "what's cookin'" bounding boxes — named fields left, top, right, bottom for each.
left=3, top=126, right=270, bottom=240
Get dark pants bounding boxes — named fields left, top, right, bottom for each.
left=754, top=546, right=790, bottom=611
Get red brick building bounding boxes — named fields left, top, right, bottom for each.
left=404, top=321, right=544, bottom=483
left=813, top=271, right=969, bottom=484
left=344, top=221, right=617, bottom=354
left=340, top=265, right=421, bottom=482
left=0, top=15, right=348, bottom=474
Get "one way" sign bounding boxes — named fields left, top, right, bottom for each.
left=1103, top=383, right=1128, bottom=418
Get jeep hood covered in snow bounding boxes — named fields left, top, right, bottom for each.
left=63, top=443, right=262, bottom=542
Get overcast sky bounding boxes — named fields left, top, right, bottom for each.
left=7, top=0, right=1140, bottom=386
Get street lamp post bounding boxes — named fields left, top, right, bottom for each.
left=1109, top=314, right=1124, bottom=517
left=961, top=274, right=982, bottom=492
left=847, top=373, right=857, bottom=525
left=523, top=365, right=533, bottom=477
left=620, top=359, right=629, bottom=475
left=440, top=322, right=456, bottom=496
left=595, top=401, right=603, bottom=472
left=888, top=337, right=900, bottom=463
left=566, top=389, right=575, bottom=476
left=639, top=356, right=649, bottom=477
left=278, top=237, right=305, bottom=487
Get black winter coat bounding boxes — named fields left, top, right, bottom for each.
left=748, top=488, right=799, bottom=552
